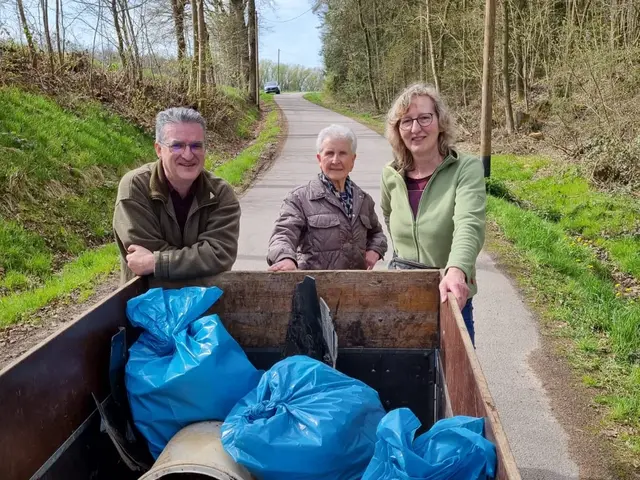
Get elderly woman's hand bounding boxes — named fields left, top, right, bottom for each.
left=439, top=267, right=469, bottom=309
left=365, top=250, right=380, bottom=270
left=268, top=259, right=297, bottom=272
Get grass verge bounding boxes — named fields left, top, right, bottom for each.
left=487, top=197, right=640, bottom=467
left=209, top=93, right=281, bottom=186
left=303, top=92, right=385, bottom=135
left=303, top=91, right=640, bottom=468
left=0, top=244, right=119, bottom=328
left=1, top=90, right=281, bottom=328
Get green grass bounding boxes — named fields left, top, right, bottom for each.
left=491, top=155, right=640, bottom=279
left=303, top=92, right=386, bottom=135
left=0, top=244, right=119, bottom=327
left=488, top=196, right=640, bottom=463
left=0, top=87, right=281, bottom=328
left=0, top=86, right=154, bottom=284
left=210, top=93, right=281, bottom=186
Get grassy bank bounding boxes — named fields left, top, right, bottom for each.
left=0, top=89, right=281, bottom=328
left=301, top=91, right=640, bottom=466
left=210, top=93, right=281, bottom=186
left=303, top=92, right=385, bottom=135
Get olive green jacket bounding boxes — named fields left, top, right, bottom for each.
left=381, top=149, right=486, bottom=297
left=112, top=160, right=241, bottom=285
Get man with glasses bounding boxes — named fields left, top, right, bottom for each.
left=112, top=107, right=241, bottom=285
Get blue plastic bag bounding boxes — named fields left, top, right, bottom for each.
left=220, top=355, right=386, bottom=480
left=125, top=286, right=261, bottom=459
left=362, top=408, right=497, bottom=480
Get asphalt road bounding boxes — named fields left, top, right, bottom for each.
left=234, top=92, right=580, bottom=479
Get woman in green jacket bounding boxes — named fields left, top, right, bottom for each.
left=381, top=83, right=486, bottom=345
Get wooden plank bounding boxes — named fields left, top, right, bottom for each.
left=0, top=277, right=147, bottom=480
left=440, top=292, right=522, bottom=480
left=158, top=270, right=441, bottom=349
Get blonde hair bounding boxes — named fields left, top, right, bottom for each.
left=385, top=83, right=456, bottom=171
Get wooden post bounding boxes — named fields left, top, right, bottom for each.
left=255, top=7, right=260, bottom=109
left=480, top=0, right=497, bottom=177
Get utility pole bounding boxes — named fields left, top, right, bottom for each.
left=255, top=7, right=260, bottom=109
left=480, top=0, right=497, bottom=177
left=277, top=48, right=280, bottom=86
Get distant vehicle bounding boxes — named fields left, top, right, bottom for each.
left=264, top=81, right=281, bottom=94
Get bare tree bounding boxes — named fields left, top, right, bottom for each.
left=248, top=0, right=257, bottom=103
left=171, top=0, right=187, bottom=86
left=40, top=0, right=55, bottom=72
left=16, top=0, right=37, bottom=64
left=502, top=0, right=515, bottom=133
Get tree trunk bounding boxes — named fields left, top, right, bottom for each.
left=171, top=0, right=187, bottom=87
left=461, top=0, right=467, bottom=106
left=248, top=0, right=257, bottom=104
left=513, top=0, right=525, bottom=100
left=190, top=0, right=199, bottom=94
left=16, top=0, right=37, bottom=65
left=123, top=0, right=142, bottom=84
left=502, top=0, right=515, bottom=133
left=110, top=0, right=128, bottom=72
left=356, top=0, right=380, bottom=112
left=55, top=0, right=63, bottom=64
left=197, top=0, right=207, bottom=100
left=40, top=0, right=55, bottom=72
left=425, top=0, right=441, bottom=92
left=436, top=0, right=451, bottom=80
left=419, top=3, right=425, bottom=81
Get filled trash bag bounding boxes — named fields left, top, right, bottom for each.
left=362, top=408, right=497, bottom=480
left=220, top=355, right=386, bottom=480
left=125, top=286, right=262, bottom=459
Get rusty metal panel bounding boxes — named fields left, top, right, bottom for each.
left=0, top=278, right=147, bottom=480
left=440, top=293, right=521, bottom=480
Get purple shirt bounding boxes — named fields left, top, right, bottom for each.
left=405, top=175, right=432, bottom=218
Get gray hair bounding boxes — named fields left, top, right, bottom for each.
left=155, top=107, right=207, bottom=143
left=316, top=124, right=357, bottom=154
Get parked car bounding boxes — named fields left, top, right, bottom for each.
left=264, top=81, right=281, bottom=94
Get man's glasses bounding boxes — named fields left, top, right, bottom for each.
left=160, top=142, right=205, bottom=154
left=399, top=113, right=435, bottom=131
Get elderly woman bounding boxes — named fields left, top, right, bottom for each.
left=267, top=124, right=387, bottom=271
left=381, top=83, right=486, bottom=345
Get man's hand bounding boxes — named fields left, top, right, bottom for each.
left=126, top=245, right=155, bottom=276
left=439, top=267, right=469, bottom=309
left=268, top=258, right=297, bottom=272
left=365, top=250, right=380, bottom=270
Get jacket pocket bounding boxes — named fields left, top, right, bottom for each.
left=358, top=214, right=372, bottom=229
left=307, top=213, right=342, bottom=251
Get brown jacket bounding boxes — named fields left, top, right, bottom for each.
left=113, top=160, right=241, bottom=285
left=267, top=177, right=387, bottom=270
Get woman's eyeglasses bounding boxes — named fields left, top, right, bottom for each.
left=399, top=113, right=435, bottom=131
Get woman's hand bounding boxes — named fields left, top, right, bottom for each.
left=439, top=267, right=469, bottom=309
left=268, top=259, right=297, bottom=272
left=365, top=250, right=381, bottom=270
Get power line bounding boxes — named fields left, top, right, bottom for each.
left=260, top=6, right=314, bottom=24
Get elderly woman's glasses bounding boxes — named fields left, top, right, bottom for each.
left=399, top=113, right=434, bottom=131
left=160, top=141, right=205, bottom=154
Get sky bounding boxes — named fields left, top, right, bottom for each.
left=259, top=0, right=323, bottom=69
left=0, top=0, right=324, bottom=69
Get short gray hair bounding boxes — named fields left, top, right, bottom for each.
left=155, top=107, right=206, bottom=143
left=316, top=124, right=357, bottom=154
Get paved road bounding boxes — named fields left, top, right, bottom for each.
left=234, top=93, right=579, bottom=479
